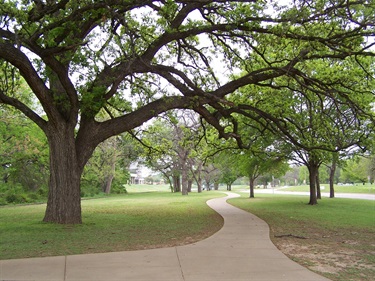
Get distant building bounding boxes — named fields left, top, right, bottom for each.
left=128, top=162, right=145, bottom=184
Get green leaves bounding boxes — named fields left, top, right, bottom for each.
left=0, top=105, right=48, bottom=191
left=0, top=60, right=21, bottom=97
left=0, top=0, right=374, bottom=195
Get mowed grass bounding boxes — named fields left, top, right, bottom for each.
left=0, top=191, right=225, bottom=260
left=228, top=194, right=375, bottom=281
left=279, top=184, right=375, bottom=194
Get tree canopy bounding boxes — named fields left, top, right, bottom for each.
left=0, top=0, right=374, bottom=223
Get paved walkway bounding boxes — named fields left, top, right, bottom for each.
left=1, top=192, right=331, bottom=281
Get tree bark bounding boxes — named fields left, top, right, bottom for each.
left=191, top=162, right=202, bottom=193
left=181, top=167, right=188, bottom=195
left=102, top=141, right=117, bottom=194
left=103, top=159, right=116, bottom=194
left=197, top=177, right=202, bottom=193
left=43, top=126, right=83, bottom=224
left=187, top=179, right=193, bottom=193
left=316, top=172, right=321, bottom=199
left=249, top=177, right=255, bottom=198
left=308, top=164, right=319, bottom=205
left=173, top=174, right=181, bottom=192
left=329, top=160, right=336, bottom=198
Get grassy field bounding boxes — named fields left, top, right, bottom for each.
left=229, top=183, right=375, bottom=194
left=228, top=194, right=375, bottom=281
left=0, top=190, right=224, bottom=260
left=2, top=183, right=374, bottom=280
left=278, top=184, right=375, bottom=194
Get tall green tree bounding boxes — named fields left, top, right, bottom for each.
left=1, top=1, right=373, bottom=223
left=138, top=118, right=178, bottom=192
left=140, top=111, right=203, bottom=194
left=340, top=156, right=371, bottom=184
left=82, top=134, right=138, bottom=195
left=0, top=79, right=49, bottom=194
left=215, top=150, right=240, bottom=191
left=0, top=108, right=48, bottom=190
left=238, top=147, right=287, bottom=198
left=229, top=54, right=374, bottom=204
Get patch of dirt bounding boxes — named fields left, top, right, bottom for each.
left=270, top=228, right=375, bottom=281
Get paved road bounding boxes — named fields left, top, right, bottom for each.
left=0, top=192, right=331, bottom=281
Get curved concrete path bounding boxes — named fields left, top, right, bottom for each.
left=1, top=192, right=331, bottom=281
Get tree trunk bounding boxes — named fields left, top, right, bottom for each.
left=173, top=174, right=181, bottom=192
left=249, top=177, right=255, bottom=198
left=214, top=182, right=219, bottom=190
left=206, top=181, right=211, bottom=191
left=181, top=167, right=188, bottom=195
left=198, top=163, right=203, bottom=193
left=103, top=154, right=116, bottom=194
left=103, top=174, right=114, bottom=194
left=187, top=179, right=193, bottom=192
left=308, top=164, right=318, bottom=205
left=173, top=176, right=177, bottom=192
left=102, top=139, right=118, bottom=194
left=316, top=172, right=321, bottom=199
left=329, top=160, right=336, bottom=198
left=43, top=127, right=83, bottom=224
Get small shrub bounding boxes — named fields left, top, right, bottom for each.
left=111, top=183, right=128, bottom=194
left=0, top=196, right=7, bottom=205
left=28, top=192, right=41, bottom=201
left=5, top=193, right=30, bottom=204
left=80, top=185, right=101, bottom=197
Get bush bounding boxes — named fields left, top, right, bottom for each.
left=36, top=187, right=48, bottom=198
left=5, top=193, right=30, bottom=204
left=0, top=182, right=48, bottom=205
left=80, top=184, right=101, bottom=197
left=0, top=196, right=7, bottom=205
left=111, top=184, right=128, bottom=194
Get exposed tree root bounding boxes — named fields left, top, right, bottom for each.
left=275, top=234, right=308, bottom=239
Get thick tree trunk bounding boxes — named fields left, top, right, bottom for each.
left=214, top=182, right=219, bottom=190
left=173, top=176, right=177, bottom=192
left=187, top=179, right=192, bottom=193
left=316, top=172, right=321, bottom=199
left=43, top=128, right=83, bottom=224
left=308, top=164, right=318, bottom=205
left=249, top=177, right=255, bottom=198
left=329, top=160, right=336, bottom=198
left=181, top=167, right=188, bottom=195
left=102, top=153, right=117, bottom=194
left=102, top=141, right=117, bottom=194
left=196, top=163, right=203, bottom=193
left=197, top=177, right=202, bottom=193
left=173, top=175, right=181, bottom=192
left=103, top=169, right=115, bottom=194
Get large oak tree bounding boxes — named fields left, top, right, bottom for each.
left=0, top=0, right=373, bottom=223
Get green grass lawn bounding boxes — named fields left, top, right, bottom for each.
left=125, top=183, right=173, bottom=193
left=2, top=183, right=374, bottom=280
left=228, top=194, right=375, bottom=281
left=0, top=191, right=224, bottom=260
left=229, top=183, right=375, bottom=194
left=278, top=184, right=375, bottom=194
